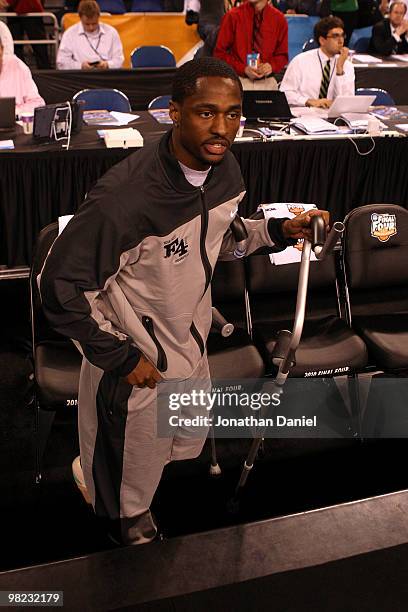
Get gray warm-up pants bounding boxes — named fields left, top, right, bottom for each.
left=78, top=354, right=211, bottom=544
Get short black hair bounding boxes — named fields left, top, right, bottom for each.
left=314, top=16, right=344, bottom=43
left=171, top=57, right=243, bottom=104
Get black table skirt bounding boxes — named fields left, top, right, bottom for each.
left=2, top=112, right=408, bottom=267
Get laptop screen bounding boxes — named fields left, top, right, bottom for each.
left=242, top=91, right=293, bottom=122
left=0, top=97, right=16, bottom=130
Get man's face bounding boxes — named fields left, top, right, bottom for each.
left=389, top=3, right=406, bottom=27
left=81, top=14, right=100, bottom=33
left=169, top=76, right=242, bottom=171
left=320, top=27, right=345, bottom=56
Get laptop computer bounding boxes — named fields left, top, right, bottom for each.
left=0, top=97, right=16, bottom=130
left=242, top=90, right=294, bottom=122
left=327, top=95, right=376, bottom=118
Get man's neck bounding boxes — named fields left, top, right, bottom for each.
left=320, top=47, right=335, bottom=60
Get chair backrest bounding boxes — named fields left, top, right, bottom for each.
left=246, top=254, right=338, bottom=324
left=30, top=222, right=60, bottom=346
left=97, top=0, right=126, bottom=13
left=343, top=204, right=408, bottom=292
left=72, top=88, right=131, bottom=112
left=286, top=15, right=319, bottom=60
left=130, top=45, right=176, bottom=68
left=302, top=37, right=318, bottom=51
left=355, top=87, right=395, bottom=106
left=130, top=0, right=163, bottom=10
left=351, top=36, right=370, bottom=52
left=148, top=94, right=172, bottom=109
left=211, top=259, right=248, bottom=326
left=349, top=26, right=373, bottom=51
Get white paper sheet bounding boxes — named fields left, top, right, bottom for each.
left=110, top=111, right=140, bottom=125
left=353, top=54, right=383, bottom=63
left=395, top=124, right=408, bottom=131
left=260, top=203, right=318, bottom=265
left=0, top=140, right=14, bottom=149
left=390, top=54, right=408, bottom=62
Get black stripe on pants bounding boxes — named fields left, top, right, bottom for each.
left=93, top=371, right=132, bottom=528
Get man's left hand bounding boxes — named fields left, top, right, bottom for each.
left=282, top=209, right=330, bottom=241
left=96, top=60, right=109, bottom=70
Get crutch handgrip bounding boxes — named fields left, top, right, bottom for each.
left=311, top=215, right=326, bottom=256
left=230, top=215, right=248, bottom=258
left=211, top=306, right=234, bottom=337
left=315, top=221, right=344, bottom=260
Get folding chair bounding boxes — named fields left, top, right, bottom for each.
left=245, top=217, right=368, bottom=436
left=355, top=87, right=395, bottom=106
left=302, top=37, right=318, bottom=51
left=72, top=88, right=131, bottom=112
left=342, top=204, right=408, bottom=373
left=97, top=0, right=126, bottom=13
left=148, top=94, right=171, bottom=109
left=30, top=222, right=82, bottom=483
left=130, top=45, right=176, bottom=68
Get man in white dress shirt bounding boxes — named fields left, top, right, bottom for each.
left=57, top=0, right=124, bottom=70
left=280, top=16, right=355, bottom=109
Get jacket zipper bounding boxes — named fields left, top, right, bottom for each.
left=190, top=321, right=205, bottom=356
left=142, top=316, right=168, bottom=372
left=199, top=185, right=212, bottom=296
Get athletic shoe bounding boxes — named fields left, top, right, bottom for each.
left=72, top=455, right=92, bottom=504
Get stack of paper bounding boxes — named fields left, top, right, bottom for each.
left=290, top=117, right=338, bottom=134
left=103, top=128, right=143, bottom=148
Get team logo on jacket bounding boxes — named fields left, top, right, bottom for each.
left=163, top=237, right=189, bottom=261
left=371, top=213, right=397, bottom=242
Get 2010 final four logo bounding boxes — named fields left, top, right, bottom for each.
left=371, top=213, right=397, bottom=243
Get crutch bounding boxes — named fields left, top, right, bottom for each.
left=208, top=215, right=249, bottom=477
left=228, top=217, right=345, bottom=510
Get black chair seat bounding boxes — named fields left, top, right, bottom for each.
left=207, top=328, right=265, bottom=380
left=253, top=315, right=368, bottom=377
left=35, top=341, right=81, bottom=409
left=353, top=313, right=408, bottom=371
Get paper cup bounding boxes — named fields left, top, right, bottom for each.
left=237, top=116, right=246, bottom=138
left=21, top=112, right=34, bottom=135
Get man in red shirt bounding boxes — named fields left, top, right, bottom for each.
left=1, top=0, right=50, bottom=68
left=214, top=0, right=288, bottom=89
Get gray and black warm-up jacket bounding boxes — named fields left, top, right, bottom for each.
left=39, top=131, right=290, bottom=381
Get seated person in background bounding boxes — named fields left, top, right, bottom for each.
left=280, top=16, right=355, bottom=108
left=369, top=1, right=408, bottom=55
left=0, top=18, right=14, bottom=55
left=0, top=36, right=45, bottom=114
left=213, top=0, right=288, bottom=90
left=57, top=0, right=124, bottom=70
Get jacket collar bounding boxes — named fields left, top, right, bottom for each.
left=158, top=130, right=218, bottom=193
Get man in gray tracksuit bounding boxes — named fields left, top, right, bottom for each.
left=39, top=57, right=329, bottom=545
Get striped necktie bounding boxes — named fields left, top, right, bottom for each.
left=319, top=60, right=331, bottom=99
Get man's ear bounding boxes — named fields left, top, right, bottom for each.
left=169, top=100, right=180, bottom=127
